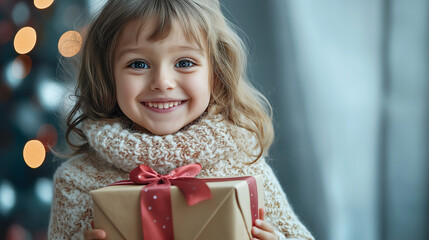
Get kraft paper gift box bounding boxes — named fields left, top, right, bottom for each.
left=90, top=175, right=264, bottom=240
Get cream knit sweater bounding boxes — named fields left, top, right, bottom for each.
left=48, top=113, right=314, bottom=240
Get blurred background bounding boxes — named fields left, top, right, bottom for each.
left=0, top=0, right=428, bottom=239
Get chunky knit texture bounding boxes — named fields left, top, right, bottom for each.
left=48, top=113, right=314, bottom=239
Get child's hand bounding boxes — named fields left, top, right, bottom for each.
left=84, top=219, right=106, bottom=240
left=252, top=208, right=278, bottom=240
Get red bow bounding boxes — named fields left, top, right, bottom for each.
left=111, top=164, right=212, bottom=239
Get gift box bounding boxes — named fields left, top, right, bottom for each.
left=90, top=164, right=264, bottom=240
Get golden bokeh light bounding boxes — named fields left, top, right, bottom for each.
left=14, top=27, right=37, bottom=54
left=58, top=30, right=82, bottom=57
left=34, top=0, right=54, bottom=9
left=11, top=55, right=32, bottom=80
left=23, top=140, right=46, bottom=168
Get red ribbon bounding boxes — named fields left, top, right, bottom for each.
left=110, top=164, right=259, bottom=240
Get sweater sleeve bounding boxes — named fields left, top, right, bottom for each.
left=246, top=159, right=314, bottom=240
left=48, top=163, right=93, bottom=240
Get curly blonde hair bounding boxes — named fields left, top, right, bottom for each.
left=66, top=0, right=274, bottom=163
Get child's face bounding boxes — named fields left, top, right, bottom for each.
left=114, top=19, right=211, bottom=135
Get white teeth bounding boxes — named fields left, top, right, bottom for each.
left=145, top=101, right=182, bottom=109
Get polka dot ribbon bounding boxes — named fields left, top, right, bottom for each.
left=111, top=163, right=259, bottom=240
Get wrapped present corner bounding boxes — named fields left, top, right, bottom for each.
left=90, top=164, right=264, bottom=240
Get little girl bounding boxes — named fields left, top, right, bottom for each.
left=48, top=0, right=314, bottom=239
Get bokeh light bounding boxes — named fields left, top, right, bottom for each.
left=4, top=55, right=32, bottom=89
left=34, top=0, right=54, bottom=9
left=5, top=224, right=29, bottom=240
left=36, top=124, right=58, bottom=150
left=12, top=55, right=32, bottom=80
left=14, top=26, right=37, bottom=54
left=35, top=178, right=53, bottom=204
left=15, top=102, right=43, bottom=137
left=23, top=140, right=46, bottom=168
left=58, top=30, right=82, bottom=57
left=12, top=2, right=30, bottom=26
left=0, top=20, right=15, bottom=45
left=0, top=181, right=16, bottom=216
left=4, top=60, right=24, bottom=89
left=37, top=79, right=66, bottom=111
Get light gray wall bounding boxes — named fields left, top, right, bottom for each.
left=222, top=0, right=429, bottom=240
left=385, top=0, right=429, bottom=239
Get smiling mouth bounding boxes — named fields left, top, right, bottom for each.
left=143, top=100, right=187, bottom=109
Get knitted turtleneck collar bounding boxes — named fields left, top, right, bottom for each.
left=83, top=113, right=259, bottom=174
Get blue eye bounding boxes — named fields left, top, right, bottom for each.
left=175, top=60, right=194, bottom=68
left=129, top=60, right=149, bottom=69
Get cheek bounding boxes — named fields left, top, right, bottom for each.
left=115, top=75, right=141, bottom=101
left=187, top=76, right=211, bottom=102
left=115, top=81, right=127, bottom=104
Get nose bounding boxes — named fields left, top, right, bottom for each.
left=150, top=66, right=175, bottom=91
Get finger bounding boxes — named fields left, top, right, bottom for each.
left=259, top=207, right=266, bottom=220
left=90, top=219, right=94, bottom=229
left=84, top=229, right=106, bottom=240
left=252, top=226, right=277, bottom=240
left=255, top=219, right=276, bottom=234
